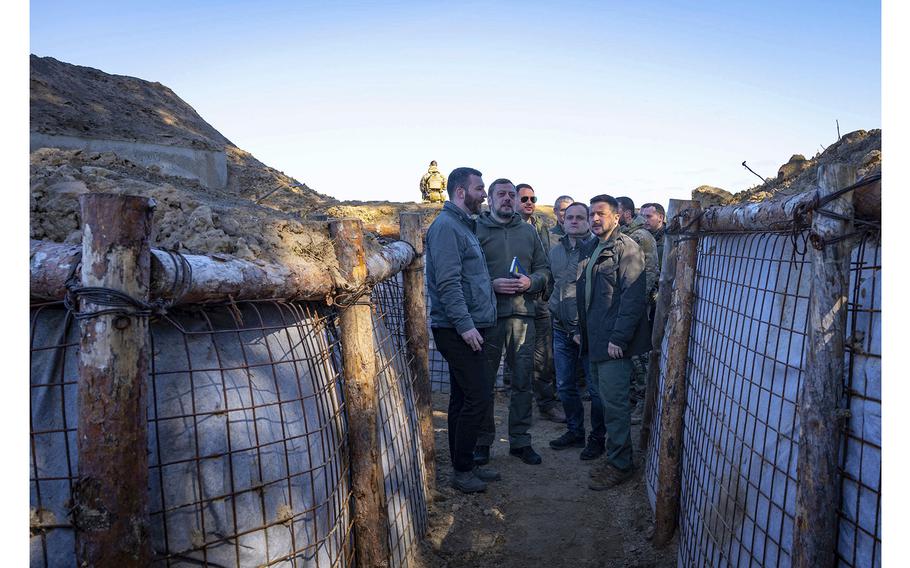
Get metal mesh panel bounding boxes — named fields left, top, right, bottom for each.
left=370, top=278, right=429, bottom=567
left=31, top=300, right=354, bottom=567
left=837, top=231, right=882, bottom=567
left=31, top=281, right=430, bottom=567
left=679, top=232, right=807, bottom=567
left=644, top=230, right=883, bottom=567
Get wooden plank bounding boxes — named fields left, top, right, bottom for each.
left=793, top=164, right=855, bottom=567
left=72, top=193, right=154, bottom=567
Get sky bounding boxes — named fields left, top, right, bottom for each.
left=27, top=0, right=881, bottom=207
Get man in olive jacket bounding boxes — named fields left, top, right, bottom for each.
left=616, top=196, right=658, bottom=426
left=426, top=166, right=501, bottom=493
left=576, top=194, right=650, bottom=489
left=474, top=179, right=551, bottom=465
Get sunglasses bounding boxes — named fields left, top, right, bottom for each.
left=520, top=196, right=538, bottom=204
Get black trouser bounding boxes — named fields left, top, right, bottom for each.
left=432, top=326, right=494, bottom=472
left=532, top=303, right=559, bottom=411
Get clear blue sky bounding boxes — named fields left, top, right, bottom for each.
left=29, top=0, right=881, bottom=206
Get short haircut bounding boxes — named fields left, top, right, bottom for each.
left=589, top=194, right=619, bottom=213
left=554, top=195, right=574, bottom=208
left=615, top=196, right=635, bottom=212
left=564, top=201, right=589, bottom=216
left=489, top=178, right=515, bottom=192
left=641, top=202, right=666, bottom=217
left=515, top=183, right=534, bottom=193
left=447, top=167, right=483, bottom=198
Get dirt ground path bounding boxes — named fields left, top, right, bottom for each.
left=416, top=390, right=678, bottom=568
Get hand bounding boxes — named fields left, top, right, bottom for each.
left=515, top=274, right=531, bottom=292
left=608, top=342, right=624, bottom=359
left=572, top=334, right=581, bottom=346
left=492, top=277, right=522, bottom=294
left=461, top=328, right=484, bottom=352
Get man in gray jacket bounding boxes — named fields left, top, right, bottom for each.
left=474, top=179, right=551, bottom=466
left=426, top=166, right=501, bottom=493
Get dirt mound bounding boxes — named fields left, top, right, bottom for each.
left=728, top=129, right=881, bottom=203
left=30, top=147, right=342, bottom=278
left=31, top=55, right=331, bottom=212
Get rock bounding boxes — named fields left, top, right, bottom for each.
left=47, top=180, right=88, bottom=195
left=692, top=185, right=734, bottom=207
left=777, top=154, right=810, bottom=181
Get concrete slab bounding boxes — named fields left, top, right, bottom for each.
left=30, top=132, right=228, bottom=189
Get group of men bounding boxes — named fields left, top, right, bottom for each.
left=426, top=166, right=667, bottom=494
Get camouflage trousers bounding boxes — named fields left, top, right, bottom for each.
left=630, top=352, right=650, bottom=403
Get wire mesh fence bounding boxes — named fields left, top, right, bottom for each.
left=644, top=229, right=882, bottom=567
left=31, top=277, right=428, bottom=567
left=370, top=277, right=429, bottom=567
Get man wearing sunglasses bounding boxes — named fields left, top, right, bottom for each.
left=516, top=183, right=566, bottom=425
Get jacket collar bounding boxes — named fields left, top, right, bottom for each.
left=560, top=231, right=595, bottom=250
left=443, top=201, right=476, bottom=230
left=591, top=226, right=621, bottom=255
left=477, top=210, right=523, bottom=228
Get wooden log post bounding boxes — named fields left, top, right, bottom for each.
left=793, top=164, right=855, bottom=567
left=399, top=212, right=436, bottom=501
left=330, top=219, right=390, bottom=568
left=640, top=199, right=684, bottom=451
left=73, top=193, right=154, bottom=567
left=653, top=200, right=702, bottom=547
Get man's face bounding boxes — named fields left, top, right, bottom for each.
left=617, top=204, right=632, bottom=226
left=555, top=198, right=573, bottom=227
left=563, top=204, right=590, bottom=237
left=590, top=202, right=619, bottom=238
left=641, top=206, right=665, bottom=231
left=517, top=187, right=537, bottom=217
left=462, top=175, right=486, bottom=215
left=490, top=183, right=517, bottom=218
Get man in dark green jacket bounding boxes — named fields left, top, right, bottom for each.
left=474, top=179, right=551, bottom=465
left=576, top=194, right=649, bottom=489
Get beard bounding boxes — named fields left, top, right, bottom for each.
left=465, top=193, right=484, bottom=215
left=494, top=203, right=513, bottom=218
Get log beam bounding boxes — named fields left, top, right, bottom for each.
left=653, top=200, right=702, bottom=547
left=30, top=239, right=414, bottom=305
left=330, top=219, right=390, bottom=568
left=699, top=174, right=878, bottom=233
left=399, top=212, right=436, bottom=502
left=73, top=193, right=154, bottom=567
left=793, top=164, right=855, bottom=567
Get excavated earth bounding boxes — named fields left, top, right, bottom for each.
left=694, top=129, right=881, bottom=206
left=28, top=55, right=436, bottom=275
